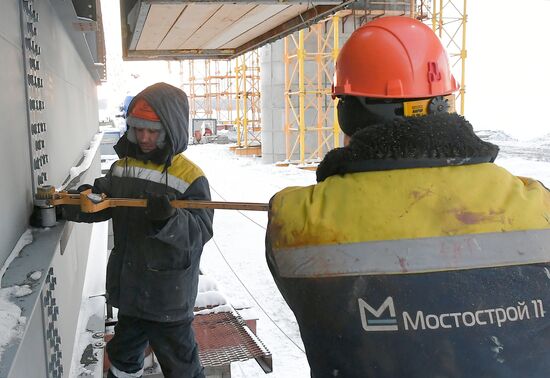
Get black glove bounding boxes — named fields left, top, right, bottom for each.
left=76, top=184, right=101, bottom=193
left=145, top=193, right=176, bottom=221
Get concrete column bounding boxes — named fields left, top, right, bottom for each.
left=260, top=40, right=286, bottom=163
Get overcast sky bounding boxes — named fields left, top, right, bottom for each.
left=100, top=0, right=550, bottom=140
left=466, top=0, right=550, bottom=139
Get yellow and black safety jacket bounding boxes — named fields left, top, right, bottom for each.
left=266, top=114, right=550, bottom=378
left=65, top=83, right=214, bottom=323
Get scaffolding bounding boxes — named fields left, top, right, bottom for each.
left=234, top=50, right=261, bottom=151
left=282, top=0, right=466, bottom=165
left=186, top=60, right=211, bottom=120
left=185, top=59, right=234, bottom=123
left=283, top=15, right=341, bottom=166
left=418, top=0, right=467, bottom=115
left=184, top=51, right=260, bottom=151
left=205, top=59, right=236, bottom=128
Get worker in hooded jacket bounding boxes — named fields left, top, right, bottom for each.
left=64, top=82, right=213, bottom=378
left=266, top=16, right=550, bottom=378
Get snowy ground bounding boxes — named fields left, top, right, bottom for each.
left=185, top=145, right=315, bottom=377
left=185, top=141, right=550, bottom=378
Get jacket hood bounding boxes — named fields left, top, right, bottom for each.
left=127, top=82, right=189, bottom=156
left=317, top=113, right=499, bottom=182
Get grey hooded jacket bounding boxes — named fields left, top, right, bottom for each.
left=67, top=83, right=214, bottom=322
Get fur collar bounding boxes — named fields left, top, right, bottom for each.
left=316, top=113, right=499, bottom=182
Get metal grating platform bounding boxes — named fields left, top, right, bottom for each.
left=192, top=311, right=272, bottom=373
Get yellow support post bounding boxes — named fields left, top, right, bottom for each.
left=243, top=55, right=249, bottom=148
left=235, top=63, right=241, bottom=147
left=332, top=15, right=340, bottom=148
left=282, top=14, right=346, bottom=166
left=298, top=29, right=306, bottom=163
left=284, top=37, right=290, bottom=159
left=423, top=0, right=467, bottom=115
left=432, top=0, right=437, bottom=31
left=460, top=0, right=467, bottom=115
left=439, top=0, right=444, bottom=38
left=316, top=23, right=323, bottom=159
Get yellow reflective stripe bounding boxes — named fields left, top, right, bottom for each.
left=269, top=164, right=550, bottom=250
left=170, top=154, right=205, bottom=184
left=113, top=154, right=204, bottom=185
left=271, top=229, right=550, bottom=278
left=112, top=164, right=191, bottom=194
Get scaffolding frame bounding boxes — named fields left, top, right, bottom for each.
left=205, top=59, right=236, bottom=128
left=234, top=50, right=261, bottom=148
left=186, top=60, right=233, bottom=123
left=184, top=52, right=260, bottom=149
left=418, top=0, right=467, bottom=114
left=283, top=0, right=467, bottom=165
left=187, top=60, right=211, bottom=120
left=284, top=15, right=340, bottom=164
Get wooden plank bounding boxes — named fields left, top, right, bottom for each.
left=136, top=3, right=185, bottom=50
left=158, top=4, right=220, bottom=50
left=223, top=4, right=309, bottom=49
left=202, top=4, right=289, bottom=49
left=180, top=4, right=256, bottom=50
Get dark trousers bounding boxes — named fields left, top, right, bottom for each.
left=106, top=315, right=204, bottom=378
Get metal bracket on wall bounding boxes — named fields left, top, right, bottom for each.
left=20, top=0, right=49, bottom=193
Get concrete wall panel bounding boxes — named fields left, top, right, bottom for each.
left=260, top=40, right=287, bottom=163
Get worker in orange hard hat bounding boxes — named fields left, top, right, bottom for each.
left=266, top=16, right=550, bottom=377
left=63, top=83, right=213, bottom=378
left=332, top=15, right=459, bottom=141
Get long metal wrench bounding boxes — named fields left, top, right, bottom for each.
left=37, top=187, right=269, bottom=213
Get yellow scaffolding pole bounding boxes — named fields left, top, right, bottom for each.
left=422, top=0, right=467, bottom=114
left=332, top=15, right=340, bottom=149
left=284, top=15, right=342, bottom=165
left=234, top=50, right=261, bottom=150
left=316, top=24, right=323, bottom=159
left=460, top=0, right=467, bottom=115
left=298, top=29, right=306, bottom=163
left=284, top=37, right=291, bottom=159
left=184, top=57, right=257, bottom=148
left=243, top=55, right=249, bottom=148
left=235, top=61, right=241, bottom=146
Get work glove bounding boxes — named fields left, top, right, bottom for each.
left=60, top=184, right=102, bottom=221
left=145, top=192, right=176, bottom=221
left=76, top=184, right=101, bottom=194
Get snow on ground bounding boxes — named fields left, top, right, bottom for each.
left=496, top=157, right=550, bottom=186
left=185, top=145, right=315, bottom=377
left=0, top=286, right=30, bottom=359
left=185, top=143, right=550, bottom=377
left=0, top=230, right=33, bottom=361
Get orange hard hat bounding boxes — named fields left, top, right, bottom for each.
left=332, top=16, right=459, bottom=99
left=129, top=98, right=161, bottom=122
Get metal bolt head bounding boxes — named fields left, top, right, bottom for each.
left=92, top=332, right=104, bottom=339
